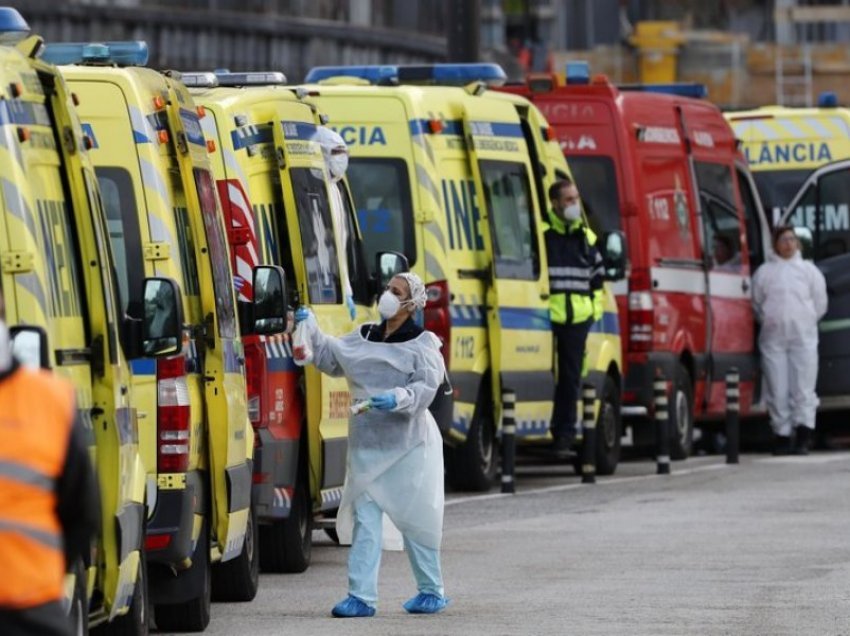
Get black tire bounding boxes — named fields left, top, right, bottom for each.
left=446, top=385, right=497, bottom=492
left=95, top=550, right=149, bottom=635
left=669, top=363, right=694, bottom=460
left=211, top=503, right=259, bottom=602
left=595, top=375, right=622, bottom=476
left=68, top=558, right=89, bottom=636
left=154, top=521, right=211, bottom=633
left=259, top=474, right=312, bottom=573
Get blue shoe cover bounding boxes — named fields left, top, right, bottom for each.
left=331, top=595, right=376, bottom=618
left=403, top=592, right=449, bottom=614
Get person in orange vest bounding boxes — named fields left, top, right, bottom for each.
left=0, top=285, right=100, bottom=636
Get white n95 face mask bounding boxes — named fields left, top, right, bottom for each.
left=563, top=202, right=581, bottom=221
left=378, top=291, right=402, bottom=320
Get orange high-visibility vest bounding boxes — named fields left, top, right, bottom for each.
left=0, top=367, right=75, bottom=609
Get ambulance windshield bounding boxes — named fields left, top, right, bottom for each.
left=752, top=169, right=811, bottom=226
left=567, top=156, right=622, bottom=234
left=346, top=158, right=416, bottom=274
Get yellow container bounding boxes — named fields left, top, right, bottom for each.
left=629, top=21, right=685, bottom=83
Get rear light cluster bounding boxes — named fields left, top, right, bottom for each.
left=244, top=340, right=264, bottom=426
left=424, top=280, right=451, bottom=367
left=627, top=268, right=654, bottom=353
left=156, top=355, right=191, bottom=473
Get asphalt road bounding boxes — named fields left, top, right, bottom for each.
left=197, top=450, right=850, bottom=636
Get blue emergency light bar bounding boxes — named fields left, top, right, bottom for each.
left=304, top=63, right=507, bottom=87
left=0, top=8, right=29, bottom=44
left=818, top=91, right=838, bottom=107
left=565, top=61, right=590, bottom=84
left=618, top=82, right=708, bottom=99
left=41, top=41, right=149, bottom=67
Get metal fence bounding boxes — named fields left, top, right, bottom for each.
left=10, top=0, right=446, bottom=81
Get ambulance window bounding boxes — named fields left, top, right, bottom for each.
left=346, top=158, right=415, bottom=273
left=289, top=167, right=341, bottom=304
left=174, top=206, right=201, bottom=298
left=567, top=156, right=622, bottom=234
left=695, top=162, right=744, bottom=272
left=790, top=168, right=850, bottom=261
left=735, top=168, right=765, bottom=270
left=752, top=169, right=811, bottom=226
left=37, top=199, right=84, bottom=319
left=195, top=168, right=237, bottom=337
left=96, top=167, right=144, bottom=317
left=478, top=160, right=539, bottom=280
left=338, top=179, right=371, bottom=304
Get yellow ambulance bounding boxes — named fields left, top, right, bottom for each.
left=302, top=64, right=625, bottom=490
left=43, top=41, right=257, bottom=631
left=182, top=70, right=376, bottom=571
left=0, top=13, right=147, bottom=633
left=725, top=96, right=850, bottom=225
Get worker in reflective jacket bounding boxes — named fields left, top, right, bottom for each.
left=0, top=286, right=100, bottom=636
left=544, top=178, right=604, bottom=457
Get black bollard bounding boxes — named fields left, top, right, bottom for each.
left=581, top=384, right=597, bottom=484
left=725, top=368, right=740, bottom=464
left=654, top=377, right=671, bottom=475
left=501, top=389, right=517, bottom=494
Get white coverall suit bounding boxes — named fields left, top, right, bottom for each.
left=752, top=252, right=828, bottom=435
left=298, top=316, right=446, bottom=608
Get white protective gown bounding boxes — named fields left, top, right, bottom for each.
left=299, top=317, right=445, bottom=550
left=752, top=253, right=828, bottom=434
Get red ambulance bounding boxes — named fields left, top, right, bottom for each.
left=500, top=64, right=771, bottom=457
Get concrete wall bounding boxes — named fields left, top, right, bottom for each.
left=10, top=0, right=446, bottom=81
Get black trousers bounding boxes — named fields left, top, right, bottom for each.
left=551, top=320, right=593, bottom=440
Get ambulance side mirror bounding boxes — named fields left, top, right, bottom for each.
left=141, top=277, right=184, bottom=357
left=252, top=265, right=288, bottom=335
left=794, top=226, right=814, bottom=260
left=9, top=325, right=50, bottom=370
left=600, top=231, right=627, bottom=281
left=375, top=251, right=409, bottom=292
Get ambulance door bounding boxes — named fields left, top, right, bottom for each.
left=463, top=113, right=555, bottom=437
left=782, top=160, right=850, bottom=405
left=166, top=95, right=251, bottom=560
left=694, top=160, right=756, bottom=414
left=272, top=120, right=348, bottom=507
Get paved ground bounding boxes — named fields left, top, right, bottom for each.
left=197, top=449, right=850, bottom=636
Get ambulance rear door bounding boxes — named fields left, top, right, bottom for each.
left=684, top=104, right=757, bottom=414
left=165, top=87, right=251, bottom=560
left=462, top=107, right=555, bottom=438
left=782, top=159, right=850, bottom=408
left=271, top=118, right=349, bottom=508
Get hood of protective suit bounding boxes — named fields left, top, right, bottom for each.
left=316, top=126, right=349, bottom=182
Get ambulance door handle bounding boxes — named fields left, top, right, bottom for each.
left=741, top=279, right=750, bottom=293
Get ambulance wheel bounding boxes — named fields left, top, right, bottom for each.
left=446, top=387, right=497, bottom=492
left=669, top=364, right=694, bottom=460
left=154, top=520, right=211, bottom=633
left=259, top=473, right=312, bottom=573
left=68, top=557, right=89, bottom=636
left=95, top=550, right=149, bottom=635
left=595, top=375, right=621, bottom=476
left=211, top=502, right=259, bottom=602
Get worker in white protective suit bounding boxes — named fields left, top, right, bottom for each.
left=316, top=126, right=356, bottom=320
left=752, top=225, right=828, bottom=455
left=293, top=272, right=449, bottom=617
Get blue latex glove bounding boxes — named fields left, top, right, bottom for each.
left=346, top=295, right=356, bottom=321
left=369, top=392, right=397, bottom=411
left=294, top=306, right=311, bottom=325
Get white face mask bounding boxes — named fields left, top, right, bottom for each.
left=378, top=291, right=404, bottom=320
left=562, top=202, right=581, bottom=221
left=0, top=319, right=11, bottom=372
left=327, top=153, right=348, bottom=181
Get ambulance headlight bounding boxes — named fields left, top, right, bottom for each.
left=42, top=41, right=149, bottom=66
left=0, top=8, right=30, bottom=44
